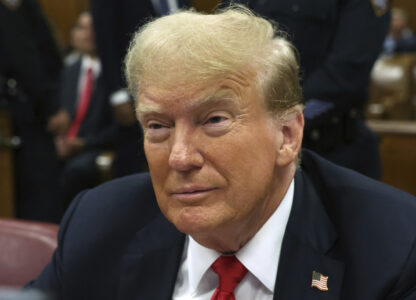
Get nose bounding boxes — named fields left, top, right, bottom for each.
left=168, top=124, right=204, bottom=172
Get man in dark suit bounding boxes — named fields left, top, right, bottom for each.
left=222, top=0, right=391, bottom=180
left=0, top=0, right=62, bottom=222
left=48, top=12, right=117, bottom=207
left=28, top=6, right=416, bottom=299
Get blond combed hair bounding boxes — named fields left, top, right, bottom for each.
left=124, top=5, right=303, bottom=114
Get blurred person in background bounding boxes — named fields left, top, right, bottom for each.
left=0, top=0, right=62, bottom=222
left=47, top=12, right=117, bottom=209
left=383, top=8, right=416, bottom=55
left=62, top=23, right=83, bottom=66
left=90, top=0, right=190, bottom=177
left=223, top=0, right=391, bottom=179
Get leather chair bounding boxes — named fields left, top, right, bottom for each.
left=0, top=218, right=59, bottom=288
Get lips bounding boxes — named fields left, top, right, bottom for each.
left=172, top=186, right=217, bottom=194
left=170, top=186, right=218, bottom=201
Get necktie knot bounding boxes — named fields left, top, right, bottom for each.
left=211, top=255, right=247, bottom=299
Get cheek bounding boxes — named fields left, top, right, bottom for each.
left=145, top=141, right=170, bottom=170
left=213, top=129, right=276, bottom=180
left=145, top=142, right=171, bottom=198
left=217, top=131, right=277, bottom=202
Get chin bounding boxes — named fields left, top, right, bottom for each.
left=169, top=206, right=216, bottom=236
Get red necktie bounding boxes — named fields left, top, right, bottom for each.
left=66, top=67, right=94, bottom=140
left=211, top=255, right=248, bottom=300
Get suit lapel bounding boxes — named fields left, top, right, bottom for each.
left=62, top=60, right=82, bottom=115
left=117, top=214, right=185, bottom=300
left=274, top=169, right=344, bottom=299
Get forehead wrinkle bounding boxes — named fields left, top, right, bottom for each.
left=196, top=89, right=239, bottom=108
left=137, top=86, right=242, bottom=118
left=136, top=102, right=163, bottom=116
left=136, top=89, right=170, bottom=117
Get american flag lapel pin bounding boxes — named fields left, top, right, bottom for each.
left=311, top=270, right=329, bottom=291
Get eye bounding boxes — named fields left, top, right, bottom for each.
left=144, top=121, right=170, bottom=142
left=202, top=112, right=232, bottom=136
left=205, top=116, right=228, bottom=125
left=148, top=122, right=165, bottom=130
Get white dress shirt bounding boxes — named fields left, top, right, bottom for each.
left=172, top=179, right=294, bottom=300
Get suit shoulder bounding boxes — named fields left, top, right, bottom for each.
left=302, top=150, right=416, bottom=202
left=75, top=172, right=156, bottom=215
left=301, top=150, right=416, bottom=230
left=60, top=173, right=159, bottom=241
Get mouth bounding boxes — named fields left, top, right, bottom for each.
left=171, top=186, right=218, bottom=201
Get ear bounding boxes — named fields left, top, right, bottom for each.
left=275, top=111, right=304, bottom=167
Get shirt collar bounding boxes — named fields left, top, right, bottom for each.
left=186, top=179, right=295, bottom=293
left=81, top=55, right=101, bottom=77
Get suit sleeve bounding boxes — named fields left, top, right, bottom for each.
left=302, top=0, right=390, bottom=107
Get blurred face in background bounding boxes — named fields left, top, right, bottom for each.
left=71, top=12, right=96, bottom=55
left=390, top=10, right=408, bottom=40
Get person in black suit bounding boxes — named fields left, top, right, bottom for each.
left=0, top=0, right=62, bottom=222
left=28, top=6, right=416, bottom=299
left=222, top=0, right=391, bottom=180
left=48, top=12, right=117, bottom=208
left=90, top=0, right=191, bottom=177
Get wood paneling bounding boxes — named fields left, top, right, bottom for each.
left=0, top=110, right=14, bottom=217
left=192, top=0, right=220, bottom=12
left=367, top=120, right=416, bottom=196
left=38, top=0, right=89, bottom=49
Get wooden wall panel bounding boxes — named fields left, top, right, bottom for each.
left=379, top=134, right=416, bottom=196
left=0, top=110, right=14, bottom=217
left=367, top=120, right=416, bottom=196
left=192, top=0, right=220, bottom=12
left=38, top=0, right=89, bottom=49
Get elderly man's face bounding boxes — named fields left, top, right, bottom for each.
left=138, top=72, right=297, bottom=251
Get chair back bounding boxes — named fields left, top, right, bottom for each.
left=0, top=218, right=59, bottom=288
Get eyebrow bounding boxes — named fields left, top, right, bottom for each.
left=136, top=89, right=238, bottom=116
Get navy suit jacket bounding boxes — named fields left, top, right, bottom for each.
left=29, top=151, right=416, bottom=299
